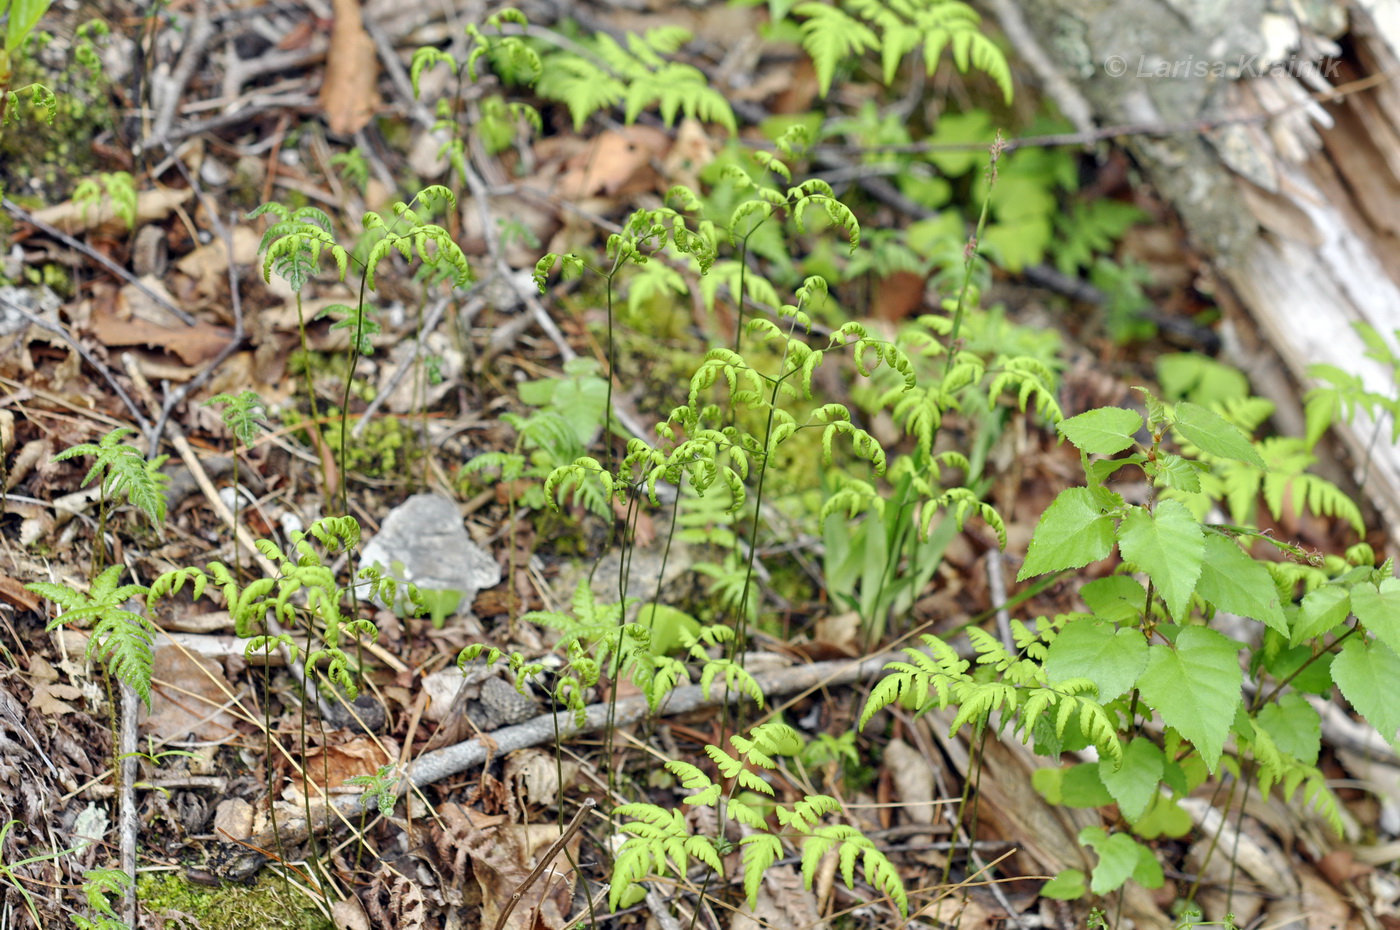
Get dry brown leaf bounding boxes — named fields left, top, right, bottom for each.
left=31, top=187, right=193, bottom=236
left=554, top=127, right=671, bottom=200
left=872, top=271, right=927, bottom=322
left=1295, top=863, right=1354, bottom=929
left=884, top=738, right=935, bottom=841
left=32, top=680, right=84, bottom=716
left=662, top=118, right=716, bottom=190
left=503, top=747, right=577, bottom=809
left=212, top=798, right=254, bottom=841
left=88, top=305, right=233, bottom=366
left=0, top=574, right=40, bottom=612
left=174, top=226, right=260, bottom=297
left=729, top=865, right=824, bottom=930
left=913, top=893, right=998, bottom=928
left=468, top=823, right=581, bottom=930
left=289, top=735, right=398, bottom=798
left=330, top=895, right=371, bottom=930
left=319, top=0, right=380, bottom=135
left=143, top=645, right=240, bottom=742
left=811, top=612, right=860, bottom=657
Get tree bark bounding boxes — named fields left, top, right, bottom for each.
left=992, top=0, right=1400, bottom=549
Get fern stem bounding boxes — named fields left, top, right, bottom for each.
left=945, top=131, right=1004, bottom=379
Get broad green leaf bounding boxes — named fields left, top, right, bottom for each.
left=1255, top=693, right=1321, bottom=765
left=1032, top=764, right=1112, bottom=808
left=1057, top=407, right=1143, bottom=456
left=1116, top=501, right=1203, bottom=621
left=7, top=0, right=50, bottom=51
left=1292, top=585, right=1350, bottom=647
left=1061, top=763, right=1113, bottom=807
left=1136, top=627, right=1243, bottom=772
left=1173, top=401, right=1266, bottom=468
left=1098, top=738, right=1163, bottom=821
left=1332, top=638, right=1400, bottom=742
left=1195, top=535, right=1287, bottom=634
left=1045, top=619, right=1147, bottom=702
left=1153, top=452, right=1202, bottom=493
left=1350, top=580, right=1400, bottom=657
left=1079, top=576, right=1147, bottom=624
left=1079, top=828, right=1140, bottom=895
left=1041, top=869, right=1086, bottom=901
left=1262, top=638, right=1335, bottom=695
left=1157, top=353, right=1250, bottom=405
left=1018, top=487, right=1116, bottom=580
left=637, top=604, right=700, bottom=655
left=1130, top=793, right=1193, bottom=839
left=1132, top=842, right=1165, bottom=888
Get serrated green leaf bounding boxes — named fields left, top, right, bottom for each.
left=1079, top=828, right=1139, bottom=895
left=1350, top=580, right=1400, bottom=657
left=1079, top=575, right=1147, bottom=624
left=1044, top=619, right=1147, bottom=702
left=1098, top=738, right=1163, bottom=821
left=1057, top=407, right=1143, bottom=456
left=1291, top=585, right=1350, bottom=647
left=1132, top=842, right=1165, bottom=888
left=1136, top=627, right=1243, bottom=772
left=1116, top=501, right=1203, bottom=621
left=1041, top=868, right=1086, bottom=901
left=1130, top=793, right=1194, bottom=839
left=1195, top=535, right=1287, bottom=634
left=1018, top=487, right=1116, bottom=580
left=1174, top=401, right=1266, bottom=468
left=1332, top=638, right=1400, bottom=742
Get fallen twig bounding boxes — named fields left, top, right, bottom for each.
left=250, top=651, right=903, bottom=849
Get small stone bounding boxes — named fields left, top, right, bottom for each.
left=358, top=493, right=501, bottom=620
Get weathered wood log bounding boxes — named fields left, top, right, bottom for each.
left=991, top=0, right=1400, bottom=548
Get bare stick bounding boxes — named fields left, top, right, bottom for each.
left=493, top=798, right=597, bottom=930
left=250, top=652, right=902, bottom=848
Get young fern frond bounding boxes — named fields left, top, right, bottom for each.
left=791, top=0, right=1011, bottom=105
left=53, top=427, right=169, bottom=528
left=535, top=29, right=737, bottom=133
left=28, top=565, right=157, bottom=707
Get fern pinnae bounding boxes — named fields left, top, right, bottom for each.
left=28, top=564, right=157, bottom=707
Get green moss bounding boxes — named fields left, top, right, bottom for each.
left=137, top=872, right=333, bottom=930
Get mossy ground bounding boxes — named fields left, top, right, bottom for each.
left=137, top=871, right=334, bottom=930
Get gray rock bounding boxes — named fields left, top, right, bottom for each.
left=358, top=493, right=500, bottom=619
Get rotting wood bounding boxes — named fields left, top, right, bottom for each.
left=997, top=0, right=1400, bottom=550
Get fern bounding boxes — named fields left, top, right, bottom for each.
left=791, top=0, right=1012, bottom=103
left=72, top=171, right=137, bottom=229
left=535, top=29, right=736, bottom=132
left=204, top=391, right=267, bottom=447
left=612, top=723, right=908, bottom=916
left=246, top=202, right=346, bottom=292
left=53, top=426, right=168, bottom=529
left=72, top=867, right=134, bottom=930
left=27, top=565, right=157, bottom=707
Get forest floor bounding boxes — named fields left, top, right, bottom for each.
left=0, top=0, right=1395, bottom=929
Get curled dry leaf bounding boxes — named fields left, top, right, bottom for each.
left=142, top=645, right=241, bottom=742
left=319, top=0, right=380, bottom=135
left=467, top=822, right=582, bottom=930
left=729, top=864, right=825, bottom=930
left=884, top=738, right=935, bottom=841
left=503, top=747, right=577, bottom=809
